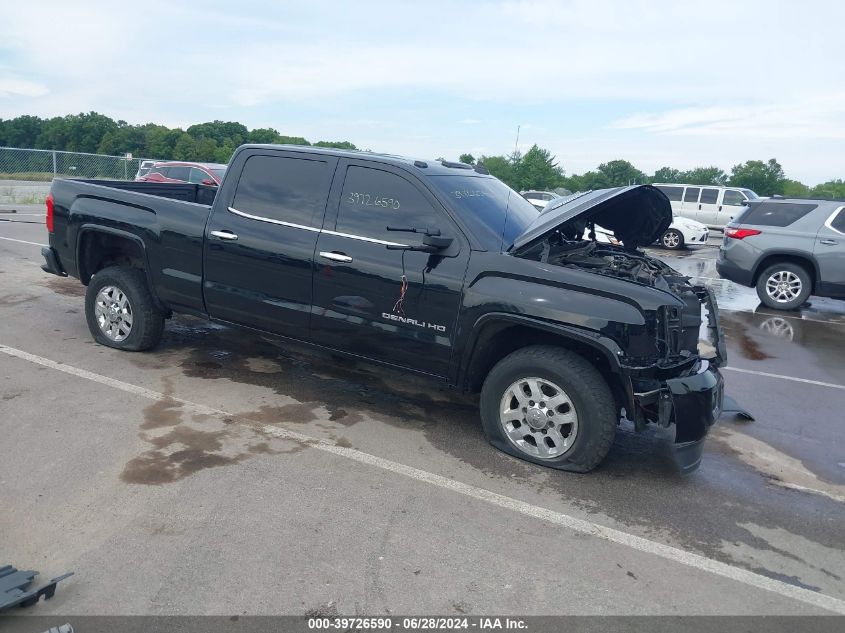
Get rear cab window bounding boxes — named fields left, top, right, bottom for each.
left=232, top=154, right=330, bottom=227
left=335, top=166, right=444, bottom=242
left=737, top=202, right=818, bottom=227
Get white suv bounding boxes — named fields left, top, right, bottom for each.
left=654, top=184, right=759, bottom=229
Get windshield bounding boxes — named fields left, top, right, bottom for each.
left=209, top=167, right=227, bottom=181
left=428, top=175, right=540, bottom=250
left=742, top=189, right=759, bottom=200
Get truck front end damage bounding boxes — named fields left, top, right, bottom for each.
left=623, top=285, right=725, bottom=474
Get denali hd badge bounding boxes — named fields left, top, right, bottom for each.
left=382, top=313, right=446, bottom=332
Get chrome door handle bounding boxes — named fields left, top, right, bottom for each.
left=320, top=251, right=353, bottom=263
left=210, top=230, right=238, bottom=241
left=819, top=239, right=837, bottom=245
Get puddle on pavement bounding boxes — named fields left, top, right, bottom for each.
left=40, top=276, right=87, bottom=297
left=121, top=375, right=305, bottom=485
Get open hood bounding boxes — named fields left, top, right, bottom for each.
left=509, top=185, right=672, bottom=253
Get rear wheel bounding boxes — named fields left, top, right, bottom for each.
left=756, top=262, right=811, bottom=311
left=85, top=266, right=165, bottom=351
left=480, top=346, right=617, bottom=472
left=661, top=229, right=684, bottom=250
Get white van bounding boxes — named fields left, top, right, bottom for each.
left=653, top=183, right=759, bottom=229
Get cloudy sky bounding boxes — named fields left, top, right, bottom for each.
left=1, top=0, right=843, bottom=184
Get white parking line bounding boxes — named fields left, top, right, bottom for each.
left=724, top=366, right=845, bottom=391
left=1, top=341, right=844, bottom=615
left=0, top=235, right=47, bottom=247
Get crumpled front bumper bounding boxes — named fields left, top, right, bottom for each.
left=667, top=359, right=724, bottom=474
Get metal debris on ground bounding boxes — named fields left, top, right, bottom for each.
left=0, top=565, right=73, bottom=611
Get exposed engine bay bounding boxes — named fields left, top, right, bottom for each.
left=530, top=222, right=689, bottom=292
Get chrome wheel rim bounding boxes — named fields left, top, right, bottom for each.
left=765, top=271, right=802, bottom=303
left=94, top=285, right=133, bottom=342
left=499, top=377, right=578, bottom=460
left=663, top=231, right=680, bottom=248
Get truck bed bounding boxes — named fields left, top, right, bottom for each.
left=47, top=178, right=215, bottom=315
left=68, top=179, right=217, bottom=206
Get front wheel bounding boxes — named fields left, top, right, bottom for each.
left=479, top=346, right=617, bottom=472
left=755, top=262, right=811, bottom=311
left=661, top=229, right=684, bottom=250
left=85, top=266, right=165, bottom=351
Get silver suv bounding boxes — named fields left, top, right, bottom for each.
left=716, top=198, right=845, bottom=310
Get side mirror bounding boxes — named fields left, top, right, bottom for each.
left=422, top=234, right=453, bottom=250
left=201, top=179, right=216, bottom=186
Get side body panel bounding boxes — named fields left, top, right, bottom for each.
left=202, top=148, right=339, bottom=339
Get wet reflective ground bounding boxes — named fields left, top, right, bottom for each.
left=2, top=217, right=844, bottom=614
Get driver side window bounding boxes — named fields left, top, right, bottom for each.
left=336, top=166, right=442, bottom=242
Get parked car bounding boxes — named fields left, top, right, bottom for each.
left=659, top=216, right=709, bottom=249
left=586, top=216, right=708, bottom=250
left=134, top=160, right=158, bottom=180
left=716, top=197, right=845, bottom=310
left=41, top=147, right=726, bottom=473
left=521, top=190, right=558, bottom=210
left=654, top=184, right=759, bottom=229
left=136, top=161, right=227, bottom=186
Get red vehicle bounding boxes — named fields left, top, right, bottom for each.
left=135, top=161, right=226, bottom=186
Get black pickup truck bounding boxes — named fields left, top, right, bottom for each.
left=42, top=144, right=726, bottom=473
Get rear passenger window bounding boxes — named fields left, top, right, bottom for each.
left=740, top=202, right=817, bottom=227
left=188, top=168, right=208, bottom=184
left=829, top=208, right=845, bottom=234
left=167, top=166, right=190, bottom=181
left=684, top=187, right=700, bottom=203
left=337, top=166, right=441, bottom=242
left=700, top=188, right=719, bottom=204
left=656, top=186, right=683, bottom=201
left=232, top=155, right=329, bottom=227
left=722, top=190, right=746, bottom=206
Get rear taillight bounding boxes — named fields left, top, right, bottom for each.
left=725, top=227, right=761, bottom=240
left=45, top=193, right=54, bottom=233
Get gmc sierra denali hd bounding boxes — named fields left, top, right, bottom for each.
left=41, top=144, right=726, bottom=473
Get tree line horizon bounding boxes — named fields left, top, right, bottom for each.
left=1, top=111, right=842, bottom=198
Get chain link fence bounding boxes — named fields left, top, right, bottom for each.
left=0, top=146, right=157, bottom=182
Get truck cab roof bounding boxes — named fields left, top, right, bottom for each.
left=240, top=144, right=491, bottom=178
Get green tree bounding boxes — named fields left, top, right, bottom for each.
left=579, top=170, right=612, bottom=190
left=314, top=140, right=357, bottom=150
left=458, top=153, right=475, bottom=165
left=195, top=137, right=219, bottom=162
left=729, top=159, right=786, bottom=196
left=187, top=120, right=248, bottom=147
left=478, top=154, right=517, bottom=188
left=172, top=133, right=197, bottom=160
left=596, top=160, right=646, bottom=187
left=809, top=179, right=845, bottom=199
left=782, top=179, right=810, bottom=197
left=681, top=166, right=727, bottom=186
left=247, top=127, right=282, bottom=144
left=2, top=115, right=43, bottom=147
left=276, top=135, right=311, bottom=146
left=514, top=145, right=565, bottom=191
left=651, top=166, right=683, bottom=183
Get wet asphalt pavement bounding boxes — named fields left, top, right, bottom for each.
left=1, top=209, right=844, bottom=615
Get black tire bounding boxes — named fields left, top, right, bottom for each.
left=661, top=229, right=684, bottom=250
left=755, top=262, right=812, bottom=311
left=85, top=266, right=165, bottom=351
left=479, top=345, right=617, bottom=473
